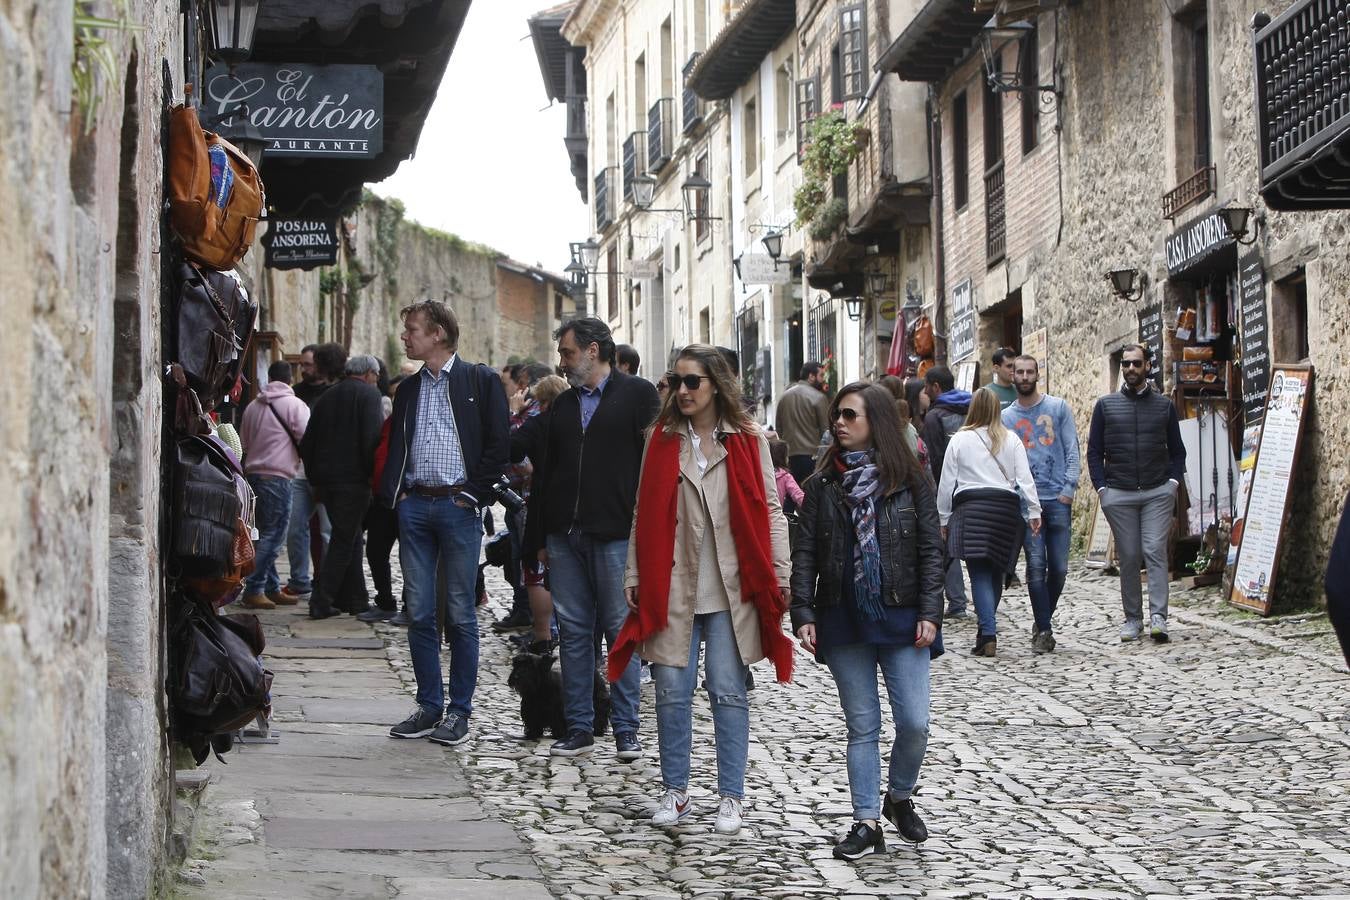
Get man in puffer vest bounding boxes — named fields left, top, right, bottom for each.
left=1087, top=344, right=1187, bottom=643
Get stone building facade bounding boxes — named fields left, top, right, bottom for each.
left=888, top=0, right=1348, bottom=607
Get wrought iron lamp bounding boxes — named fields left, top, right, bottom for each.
left=865, top=269, right=890, bottom=297
left=1219, top=206, right=1263, bottom=246
left=761, top=229, right=784, bottom=261
left=680, top=172, right=722, bottom=223
left=207, top=0, right=263, bottom=66
left=844, top=296, right=864, bottom=321
left=1105, top=268, right=1148, bottom=303
left=978, top=22, right=1061, bottom=98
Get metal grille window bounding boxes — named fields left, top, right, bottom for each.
left=594, top=168, right=617, bottom=231
left=985, top=162, right=1006, bottom=265
left=607, top=246, right=620, bottom=322
left=807, top=295, right=837, bottom=361
left=796, top=75, right=820, bottom=155
left=683, top=53, right=704, bottom=134
left=648, top=98, right=675, bottom=172
left=623, top=132, right=647, bottom=203
left=736, top=300, right=761, bottom=399
left=839, top=5, right=868, bottom=100
left=694, top=152, right=711, bottom=243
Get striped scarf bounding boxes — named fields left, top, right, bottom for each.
left=837, top=449, right=885, bottom=621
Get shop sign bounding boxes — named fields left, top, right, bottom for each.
left=738, top=254, right=791, bottom=285
left=948, top=279, right=975, bottom=363
left=1137, top=302, right=1165, bottom=391
left=204, top=63, right=384, bottom=158
left=628, top=259, right=660, bottom=279
left=1165, top=210, right=1234, bottom=278
left=1237, top=250, right=1270, bottom=426
left=262, top=219, right=339, bottom=270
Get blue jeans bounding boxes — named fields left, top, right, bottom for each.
left=546, top=532, right=640, bottom=736
left=825, top=642, right=930, bottom=821
left=967, top=558, right=1005, bottom=637
left=398, top=495, right=482, bottom=717
left=285, top=477, right=330, bottom=592
left=651, top=611, right=749, bottom=799
left=1024, top=500, right=1073, bottom=632
left=243, top=474, right=291, bottom=595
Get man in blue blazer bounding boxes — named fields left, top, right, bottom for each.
left=378, top=300, right=509, bottom=746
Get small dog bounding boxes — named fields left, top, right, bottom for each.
left=508, top=648, right=611, bottom=740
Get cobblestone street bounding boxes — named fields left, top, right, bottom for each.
left=182, top=548, right=1350, bottom=899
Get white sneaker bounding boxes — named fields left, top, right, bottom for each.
left=640, top=662, right=652, bottom=685
left=650, top=789, right=691, bottom=826
left=714, top=796, right=743, bottom=835
left=1120, top=620, right=1143, bottom=642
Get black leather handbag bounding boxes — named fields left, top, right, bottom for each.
left=171, top=435, right=243, bottom=576
left=171, top=262, right=258, bottom=405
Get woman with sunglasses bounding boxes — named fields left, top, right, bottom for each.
left=609, top=344, right=793, bottom=836
left=791, top=382, right=943, bottom=861
left=936, top=387, right=1041, bottom=657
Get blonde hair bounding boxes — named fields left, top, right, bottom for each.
left=530, top=374, right=569, bottom=408
left=961, top=387, right=1008, bottom=454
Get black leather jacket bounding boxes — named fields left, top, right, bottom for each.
left=790, top=469, right=945, bottom=632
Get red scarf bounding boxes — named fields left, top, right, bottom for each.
left=607, top=427, right=794, bottom=684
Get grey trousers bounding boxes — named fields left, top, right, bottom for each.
left=944, top=558, right=968, bottom=612
left=1100, top=482, right=1176, bottom=623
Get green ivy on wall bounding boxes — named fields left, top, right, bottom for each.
left=793, top=108, right=866, bottom=237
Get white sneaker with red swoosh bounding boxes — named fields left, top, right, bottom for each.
left=650, top=790, right=692, bottom=826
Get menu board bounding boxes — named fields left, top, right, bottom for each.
left=1137, top=302, right=1165, bottom=391
left=1237, top=251, right=1270, bottom=427
left=1228, top=365, right=1314, bottom=615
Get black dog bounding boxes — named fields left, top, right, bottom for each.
left=508, top=649, right=611, bottom=740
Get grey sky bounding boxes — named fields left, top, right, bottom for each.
left=376, top=0, right=586, bottom=273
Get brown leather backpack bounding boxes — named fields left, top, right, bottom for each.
left=168, top=104, right=265, bottom=271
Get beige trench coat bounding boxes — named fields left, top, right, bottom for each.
left=623, top=422, right=792, bottom=668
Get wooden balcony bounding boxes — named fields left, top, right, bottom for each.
left=1162, top=165, right=1215, bottom=220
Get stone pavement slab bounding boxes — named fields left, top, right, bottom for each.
left=265, top=815, right=521, bottom=851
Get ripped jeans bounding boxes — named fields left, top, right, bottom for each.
left=650, top=610, right=749, bottom=800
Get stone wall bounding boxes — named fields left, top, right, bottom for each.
left=985, top=0, right=1350, bottom=607
left=0, top=1, right=182, bottom=896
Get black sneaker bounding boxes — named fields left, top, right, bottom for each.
left=833, top=821, right=886, bottom=860
left=492, top=607, right=533, bottom=632
left=390, top=608, right=411, bottom=627
left=549, top=730, right=595, bottom=757
left=389, top=706, right=441, bottom=739
left=356, top=606, right=394, bottom=623
left=429, top=713, right=470, bottom=746
left=615, top=732, right=643, bottom=761
left=882, top=794, right=928, bottom=844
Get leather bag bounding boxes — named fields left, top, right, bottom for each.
left=168, top=104, right=265, bottom=271
left=172, top=435, right=243, bottom=576
left=912, top=314, right=936, bottom=358
left=172, top=262, right=258, bottom=405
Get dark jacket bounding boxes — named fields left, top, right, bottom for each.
left=376, top=357, right=510, bottom=509
left=529, top=369, right=660, bottom=543
left=922, top=389, right=971, bottom=485
left=1325, top=492, right=1350, bottom=669
left=1086, top=385, right=1186, bottom=491
left=299, top=377, right=384, bottom=487
left=790, top=469, right=944, bottom=632
left=511, top=411, right=549, bottom=560
left=946, top=488, right=1025, bottom=572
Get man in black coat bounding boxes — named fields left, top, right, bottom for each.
left=1087, top=343, right=1187, bottom=643
left=528, top=317, right=659, bottom=760
left=299, top=354, right=385, bottom=620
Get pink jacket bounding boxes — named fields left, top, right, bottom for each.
left=774, top=468, right=804, bottom=508
left=239, top=381, right=310, bottom=478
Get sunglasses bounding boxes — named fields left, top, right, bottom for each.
left=665, top=373, right=712, bottom=391
left=832, top=408, right=866, bottom=422
left=1121, top=359, right=1148, bottom=369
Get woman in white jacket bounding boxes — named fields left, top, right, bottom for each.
left=937, top=388, right=1041, bottom=657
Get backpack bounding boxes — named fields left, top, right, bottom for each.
left=938, top=408, right=965, bottom=439
left=172, top=262, right=258, bottom=406
left=170, top=597, right=273, bottom=763
left=168, top=104, right=266, bottom=271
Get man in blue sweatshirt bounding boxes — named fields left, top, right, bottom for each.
left=1003, top=356, right=1080, bottom=652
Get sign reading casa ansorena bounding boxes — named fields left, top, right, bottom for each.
left=262, top=219, right=340, bottom=270
left=205, top=64, right=383, bottom=158
left=1165, top=210, right=1235, bottom=278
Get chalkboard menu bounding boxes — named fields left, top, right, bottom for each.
left=1228, top=364, right=1314, bottom=615
left=1137, top=301, right=1165, bottom=391
left=1237, top=251, right=1270, bottom=426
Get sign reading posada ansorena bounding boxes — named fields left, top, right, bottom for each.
left=262, top=219, right=340, bottom=270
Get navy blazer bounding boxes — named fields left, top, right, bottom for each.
left=377, top=356, right=510, bottom=509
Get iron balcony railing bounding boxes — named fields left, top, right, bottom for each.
left=1162, top=165, right=1216, bottom=220
left=622, top=132, right=647, bottom=202
left=565, top=95, right=587, bottom=142
left=683, top=53, right=705, bottom=135
left=594, top=167, right=617, bottom=231
left=985, top=161, right=1006, bottom=266
left=1252, top=1, right=1350, bottom=209
left=648, top=98, right=675, bottom=173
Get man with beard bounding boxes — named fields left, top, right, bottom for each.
left=1002, top=356, right=1080, bottom=652
left=527, top=317, right=659, bottom=760
left=1087, top=344, right=1186, bottom=643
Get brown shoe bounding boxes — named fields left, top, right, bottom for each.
left=268, top=590, right=297, bottom=606
left=241, top=593, right=276, bottom=610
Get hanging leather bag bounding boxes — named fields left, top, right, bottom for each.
left=912, top=314, right=936, bottom=358
left=172, top=435, right=243, bottom=577
left=172, top=262, right=258, bottom=406
left=167, top=104, right=265, bottom=271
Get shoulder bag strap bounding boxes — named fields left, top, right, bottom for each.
left=265, top=401, right=301, bottom=451
left=975, top=431, right=1016, bottom=490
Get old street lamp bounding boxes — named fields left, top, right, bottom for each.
left=761, top=229, right=784, bottom=261
left=865, top=270, right=890, bottom=297
left=208, top=0, right=263, bottom=66
left=844, top=296, right=864, bottom=321
left=565, top=259, right=588, bottom=288
left=578, top=238, right=600, bottom=271
left=1105, top=268, right=1147, bottom=303
left=979, top=21, right=1060, bottom=97
left=1219, top=206, right=1262, bottom=246
left=681, top=172, right=712, bottom=222
left=568, top=241, right=585, bottom=267
left=632, top=174, right=657, bottom=210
